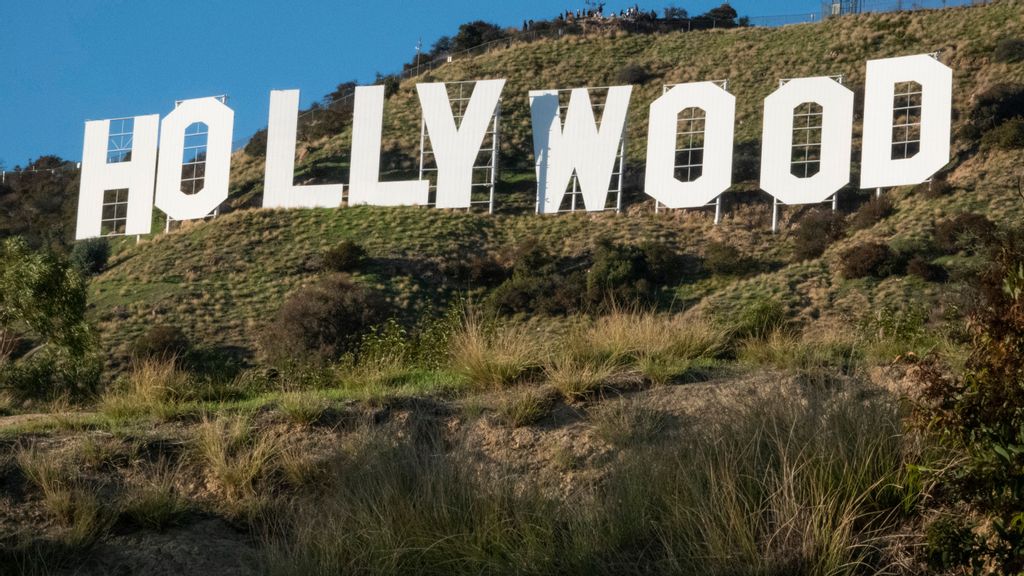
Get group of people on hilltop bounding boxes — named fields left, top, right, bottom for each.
left=524, top=4, right=659, bottom=31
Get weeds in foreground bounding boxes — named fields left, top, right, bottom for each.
left=590, top=397, right=669, bottom=448
left=15, top=445, right=112, bottom=548
left=121, top=460, right=190, bottom=530
left=450, top=314, right=542, bottom=389
left=260, top=381, right=921, bottom=576
left=544, top=355, right=619, bottom=400
left=193, top=413, right=282, bottom=508
left=495, top=387, right=556, bottom=427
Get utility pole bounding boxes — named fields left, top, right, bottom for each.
left=415, top=38, right=423, bottom=76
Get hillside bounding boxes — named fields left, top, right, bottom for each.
left=6, top=3, right=1024, bottom=575
left=90, top=0, right=1024, bottom=366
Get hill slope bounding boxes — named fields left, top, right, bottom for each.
left=92, top=1, right=1024, bottom=365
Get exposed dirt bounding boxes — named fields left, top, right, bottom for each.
left=0, top=367, right=913, bottom=575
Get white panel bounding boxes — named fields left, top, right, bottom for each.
left=155, top=97, right=234, bottom=221
left=760, top=77, right=853, bottom=205
left=860, top=54, right=952, bottom=189
left=263, top=90, right=344, bottom=209
left=417, top=80, right=505, bottom=209
left=530, top=86, right=632, bottom=214
left=75, top=115, right=159, bottom=240
left=348, top=85, right=429, bottom=206
left=644, top=82, right=735, bottom=209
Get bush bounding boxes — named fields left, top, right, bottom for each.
left=244, top=129, right=268, bottom=157
left=261, top=273, right=389, bottom=365
left=914, top=175, right=953, bottom=199
left=321, top=240, right=367, bottom=273
left=792, top=210, right=847, bottom=261
left=839, top=242, right=898, bottom=279
left=70, top=238, right=110, bottom=277
left=993, top=38, right=1024, bottom=63
left=982, top=116, right=1024, bottom=150
left=726, top=297, right=787, bottom=340
left=489, top=240, right=584, bottom=316
left=614, top=63, right=651, bottom=85
left=969, top=83, right=1024, bottom=130
left=907, top=256, right=948, bottom=283
left=587, top=239, right=650, bottom=306
left=132, top=325, right=190, bottom=362
left=850, top=195, right=894, bottom=231
left=444, top=253, right=508, bottom=288
left=703, top=241, right=747, bottom=275
left=916, top=226, right=1024, bottom=573
left=934, top=213, right=996, bottom=254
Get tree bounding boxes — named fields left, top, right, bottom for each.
left=664, top=6, right=688, bottom=19
left=451, top=21, right=507, bottom=53
left=0, top=238, right=97, bottom=399
left=704, top=3, right=738, bottom=26
left=0, top=156, right=80, bottom=255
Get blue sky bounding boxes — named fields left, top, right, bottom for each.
left=0, top=0, right=820, bottom=166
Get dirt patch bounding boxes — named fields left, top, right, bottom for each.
left=60, top=519, right=260, bottom=576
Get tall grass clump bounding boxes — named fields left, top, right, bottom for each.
left=450, top=313, right=542, bottom=389
left=15, top=445, right=111, bottom=548
left=260, top=381, right=921, bottom=575
left=564, top=309, right=728, bottom=385
left=100, top=359, right=192, bottom=422
left=193, top=413, right=282, bottom=510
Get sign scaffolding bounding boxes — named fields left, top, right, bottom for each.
left=418, top=81, right=502, bottom=214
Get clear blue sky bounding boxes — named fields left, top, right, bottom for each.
left=0, top=0, right=820, bottom=167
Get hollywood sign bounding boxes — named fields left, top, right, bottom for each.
left=75, top=53, right=951, bottom=240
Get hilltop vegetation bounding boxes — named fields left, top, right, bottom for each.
left=3, top=2, right=1024, bottom=575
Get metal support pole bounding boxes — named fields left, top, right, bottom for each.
left=489, top=101, right=501, bottom=215
left=616, top=124, right=626, bottom=214
left=876, top=187, right=881, bottom=198
left=571, top=174, right=577, bottom=212
left=832, top=192, right=838, bottom=211
left=418, top=117, right=427, bottom=198
left=714, top=196, right=722, bottom=225
left=771, top=198, right=780, bottom=233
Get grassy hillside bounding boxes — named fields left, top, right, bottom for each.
left=90, top=1, right=1024, bottom=367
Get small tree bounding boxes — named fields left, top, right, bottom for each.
left=0, top=238, right=96, bottom=398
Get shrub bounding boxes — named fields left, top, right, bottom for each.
left=969, top=83, right=1024, bottom=130
left=850, top=195, right=894, bottom=231
left=489, top=240, right=584, bottom=315
left=916, top=226, right=1024, bottom=573
left=614, top=63, right=651, bottom=85
left=840, top=242, right=898, bottom=279
left=907, top=256, right=948, bottom=283
left=444, top=253, right=508, bottom=287
left=244, top=128, right=268, bottom=157
left=702, top=241, right=749, bottom=275
left=261, top=273, right=389, bottom=365
left=792, top=210, right=847, bottom=261
left=993, top=38, right=1024, bottom=63
left=587, top=239, right=650, bottom=306
left=321, top=240, right=368, bottom=273
left=934, top=213, right=996, bottom=254
left=723, top=297, right=788, bottom=340
left=914, top=175, right=953, bottom=199
left=639, top=242, right=698, bottom=285
left=70, top=238, right=110, bottom=277
left=132, top=325, right=190, bottom=362
left=982, top=116, right=1024, bottom=150
left=545, top=355, right=617, bottom=400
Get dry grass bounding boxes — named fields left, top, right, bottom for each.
left=193, top=413, right=283, bottom=507
left=100, top=359, right=192, bottom=422
left=450, top=314, right=542, bottom=390
left=15, top=444, right=112, bottom=547
left=545, top=355, right=619, bottom=400
left=590, top=397, right=670, bottom=448
left=277, top=391, right=329, bottom=426
left=495, top=386, right=557, bottom=427
left=121, top=459, right=190, bottom=530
